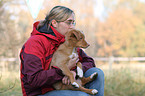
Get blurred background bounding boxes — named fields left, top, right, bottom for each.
left=0, top=0, right=145, bottom=96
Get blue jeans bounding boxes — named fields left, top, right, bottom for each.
left=39, top=67, right=104, bottom=96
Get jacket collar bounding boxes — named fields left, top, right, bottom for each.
left=31, top=21, right=65, bottom=47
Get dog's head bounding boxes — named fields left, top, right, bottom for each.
left=65, top=29, right=90, bottom=48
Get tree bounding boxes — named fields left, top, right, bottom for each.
left=0, top=0, right=30, bottom=57
left=95, top=0, right=145, bottom=57
left=0, top=0, right=16, bottom=57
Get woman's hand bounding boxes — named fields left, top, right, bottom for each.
left=67, top=55, right=79, bottom=69
left=62, top=71, right=76, bottom=85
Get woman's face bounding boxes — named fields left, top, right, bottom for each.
left=54, top=13, right=75, bottom=36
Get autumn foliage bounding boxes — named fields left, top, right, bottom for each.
left=0, top=0, right=145, bottom=58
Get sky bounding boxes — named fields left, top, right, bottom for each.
left=94, top=0, right=105, bottom=20
left=8, top=0, right=145, bottom=21
left=25, top=0, right=44, bottom=20
left=94, top=0, right=145, bottom=21
left=140, top=0, right=145, bottom=2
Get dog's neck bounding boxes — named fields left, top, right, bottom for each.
left=69, top=47, right=78, bottom=59
left=60, top=42, right=78, bottom=58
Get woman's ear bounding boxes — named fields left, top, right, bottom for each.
left=51, top=19, right=58, bottom=28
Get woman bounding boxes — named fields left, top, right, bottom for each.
left=20, top=6, right=104, bottom=96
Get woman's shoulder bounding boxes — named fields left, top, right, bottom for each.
left=24, top=35, right=50, bottom=47
left=30, top=35, right=47, bottom=40
left=27, top=35, right=48, bottom=43
left=23, top=35, right=52, bottom=53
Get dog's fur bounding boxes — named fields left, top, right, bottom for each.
left=49, top=29, right=98, bottom=95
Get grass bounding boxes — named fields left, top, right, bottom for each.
left=0, top=71, right=22, bottom=96
left=104, top=69, right=145, bottom=96
left=0, top=63, right=145, bottom=96
left=98, top=62, right=145, bottom=96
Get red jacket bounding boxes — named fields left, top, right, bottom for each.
left=20, top=21, right=96, bottom=96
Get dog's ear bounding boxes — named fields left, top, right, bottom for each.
left=69, top=30, right=80, bottom=40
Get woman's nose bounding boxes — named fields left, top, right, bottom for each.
left=70, top=24, right=75, bottom=29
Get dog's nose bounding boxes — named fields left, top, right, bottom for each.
left=84, top=42, right=90, bottom=48
left=87, top=43, right=90, bottom=47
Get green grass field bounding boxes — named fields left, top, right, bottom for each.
left=0, top=63, right=145, bottom=96
left=99, top=62, right=145, bottom=96
left=0, top=71, right=22, bottom=96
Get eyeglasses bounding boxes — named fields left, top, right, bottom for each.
left=63, top=20, right=76, bottom=26
left=57, top=19, right=76, bottom=26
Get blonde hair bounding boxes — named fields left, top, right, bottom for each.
left=37, top=6, right=74, bottom=30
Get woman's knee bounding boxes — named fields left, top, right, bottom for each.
left=95, top=68, right=104, bottom=78
left=84, top=67, right=104, bottom=79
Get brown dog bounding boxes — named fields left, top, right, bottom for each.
left=50, top=29, right=98, bottom=95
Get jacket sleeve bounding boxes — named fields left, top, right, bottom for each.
left=78, top=48, right=96, bottom=73
left=21, top=36, right=64, bottom=88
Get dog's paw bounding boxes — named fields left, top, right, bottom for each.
left=72, top=82, right=79, bottom=88
left=92, top=89, right=98, bottom=95
left=77, top=67, right=83, bottom=78
left=90, top=72, right=98, bottom=80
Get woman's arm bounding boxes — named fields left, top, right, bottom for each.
left=20, top=37, right=64, bottom=88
